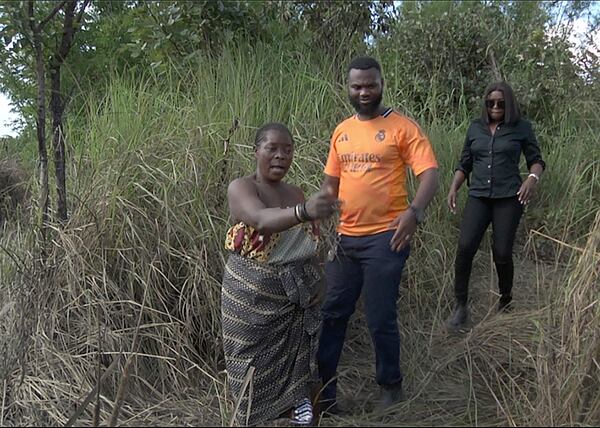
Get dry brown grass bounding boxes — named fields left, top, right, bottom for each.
left=0, top=52, right=598, bottom=426
left=311, top=213, right=599, bottom=427
left=0, top=201, right=597, bottom=427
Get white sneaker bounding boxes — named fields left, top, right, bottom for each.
left=290, top=397, right=313, bottom=425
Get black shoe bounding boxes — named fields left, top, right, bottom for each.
left=446, top=302, right=470, bottom=332
left=374, top=382, right=405, bottom=412
left=498, top=295, right=513, bottom=312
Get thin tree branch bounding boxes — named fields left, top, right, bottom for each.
left=36, top=0, right=68, bottom=31
left=26, top=0, right=35, bottom=33
left=487, top=45, right=503, bottom=82
left=50, top=0, right=76, bottom=69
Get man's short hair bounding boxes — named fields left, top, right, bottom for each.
left=347, top=57, right=382, bottom=74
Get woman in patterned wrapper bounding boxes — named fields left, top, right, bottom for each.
left=221, top=122, right=338, bottom=426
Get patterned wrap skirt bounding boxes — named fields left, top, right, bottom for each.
left=221, top=251, right=322, bottom=426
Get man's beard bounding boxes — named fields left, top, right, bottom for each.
left=349, top=92, right=383, bottom=116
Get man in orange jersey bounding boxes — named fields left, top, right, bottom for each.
left=317, top=57, right=439, bottom=414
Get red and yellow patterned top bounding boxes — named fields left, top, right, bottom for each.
left=225, top=221, right=320, bottom=265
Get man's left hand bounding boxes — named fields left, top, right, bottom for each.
left=388, top=210, right=417, bottom=252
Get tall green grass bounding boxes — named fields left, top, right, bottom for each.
left=0, top=43, right=598, bottom=426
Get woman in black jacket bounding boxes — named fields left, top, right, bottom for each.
left=446, top=81, right=545, bottom=331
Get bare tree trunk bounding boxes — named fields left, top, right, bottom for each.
left=27, top=0, right=50, bottom=249
left=49, top=0, right=76, bottom=222
left=50, top=72, right=67, bottom=222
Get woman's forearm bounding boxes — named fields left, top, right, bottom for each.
left=450, top=170, right=467, bottom=192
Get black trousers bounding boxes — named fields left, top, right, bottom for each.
left=454, top=195, right=523, bottom=304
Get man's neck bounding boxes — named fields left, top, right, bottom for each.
left=357, top=104, right=386, bottom=121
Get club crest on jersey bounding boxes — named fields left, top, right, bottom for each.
left=375, top=129, right=386, bottom=142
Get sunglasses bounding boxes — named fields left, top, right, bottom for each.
left=485, top=99, right=505, bottom=109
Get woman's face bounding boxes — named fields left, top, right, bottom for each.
left=255, top=130, right=294, bottom=183
left=486, top=90, right=505, bottom=123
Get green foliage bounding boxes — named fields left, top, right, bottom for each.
left=0, top=2, right=599, bottom=424
left=283, top=1, right=393, bottom=68
left=0, top=0, right=91, bottom=124
left=1, top=1, right=389, bottom=128
left=0, top=1, right=37, bottom=115
left=372, top=0, right=598, bottom=124
left=118, top=1, right=271, bottom=66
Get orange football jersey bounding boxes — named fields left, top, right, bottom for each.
left=324, top=108, right=438, bottom=236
